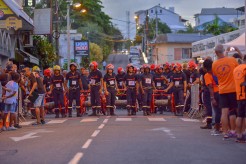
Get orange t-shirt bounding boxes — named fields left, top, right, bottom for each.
left=233, top=64, right=246, bottom=100
left=204, top=73, right=219, bottom=93
left=212, top=57, right=238, bottom=94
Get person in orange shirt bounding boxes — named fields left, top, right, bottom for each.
left=212, top=44, right=238, bottom=140
left=233, top=55, right=246, bottom=143
left=203, top=58, right=221, bottom=135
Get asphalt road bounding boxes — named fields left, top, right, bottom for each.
left=1, top=110, right=246, bottom=164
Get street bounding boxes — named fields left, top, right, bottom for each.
left=1, top=110, right=246, bottom=164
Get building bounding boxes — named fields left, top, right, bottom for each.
left=150, top=33, right=213, bottom=64
left=194, top=7, right=244, bottom=27
left=59, top=30, right=82, bottom=67
left=0, top=0, right=39, bottom=68
left=135, top=5, right=187, bottom=33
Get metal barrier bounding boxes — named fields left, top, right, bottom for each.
left=187, top=84, right=204, bottom=118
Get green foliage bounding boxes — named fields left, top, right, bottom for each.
left=33, top=36, right=57, bottom=68
left=136, top=18, right=171, bottom=40
left=89, top=42, right=103, bottom=63
left=178, top=23, right=197, bottom=33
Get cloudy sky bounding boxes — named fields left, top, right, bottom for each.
left=101, top=0, right=244, bottom=39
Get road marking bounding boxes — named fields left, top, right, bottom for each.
left=19, top=121, right=35, bottom=126
left=152, top=127, right=176, bottom=139
left=116, top=118, right=132, bottom=121
left=148, top=118, right=166, bottom=122
left=180, top=118, right=200, bottom=122
left=98, top=124, right=105, bottom=129
left=10, top=132, right=39, bottom=142
left=82, top=139, right=93, bottom=149
left=47, top=119, right=67, bottom=124
left=68, top=152, right=84, bottom=164
left=91, top=130, right=100, bottom=137
left=80, top=118, right=99, bottom=122
left=103, top=119, right=109, bottom=123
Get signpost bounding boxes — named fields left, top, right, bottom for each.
left=74, top=40, right=90, bottom=65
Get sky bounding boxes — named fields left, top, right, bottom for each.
left=101, top=0, right=245, bottom=39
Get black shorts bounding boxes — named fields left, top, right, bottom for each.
left=219, top=92, right=237, bottom=109
left=237, top=100, right=246, bottom=118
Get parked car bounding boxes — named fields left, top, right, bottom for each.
left=121, top=49, right=128, bottom=54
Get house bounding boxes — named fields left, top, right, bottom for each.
left=150, top=33, right=213, bottom=64
left=0, top=0, right=39, bottom=67
left=194, top=7, right=244, bottom=27
left=135, top=5, right=187, bottom=33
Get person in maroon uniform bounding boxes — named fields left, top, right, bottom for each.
left=88, top=61, right=103, bottom=116
left=64, top=63, right=83, bottom=117
left=49, top=65, right=66, bottom=118
left=103, top=64, right=119, bottom=116
left=123, top=64, right=139, bottom=116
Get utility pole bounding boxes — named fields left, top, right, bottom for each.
left=145, top=10, right=149, bottom=56
left=155, top=7, right=158, bottom=38
left=126, top=11, right=130, bottom=39
left=67, top=1, right=71, bottom=69
left=55, top=0, right=59, bottom=65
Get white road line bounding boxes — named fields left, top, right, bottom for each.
left=80, top=118, right=99, bottom=122
left=103, top=119, right=109, bottom=124
left=19, top=121, right=35, bottom=126
left=47, top=119, right=67, bottom=124
left=98, top=124, right=105, bottom=129
left=82, top=139, right=93, bottom=149
left=91, top=130, right=100, bottom=137
left=148, top=118, right=166, bottom=122
left=180, top=118, right=200, bottom=122
left=115, top=118, right=132, bottom=121
left=68, top=152, right=84, bottom=164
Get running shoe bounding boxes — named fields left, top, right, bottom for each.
left=8, top=126, right=17, bottom=131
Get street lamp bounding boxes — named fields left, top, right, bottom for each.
left=66, top=0, right=86, bottom=69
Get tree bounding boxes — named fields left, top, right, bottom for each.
left=33, top=36, right=57, bottom=68
left=178, top=23, right=197, bottom=33
left=89, top=43, right=103, bottom=63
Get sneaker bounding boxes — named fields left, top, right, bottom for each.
left=235, top=137, right=246, bottom=143
left=8, top=126, right=17, bottom=131
left=211, top=130, right=221, bottom=136
left=200, top=124, right=212, bottom=129
left=1, top=126, right=7, bottom=131
left=41, top=120, right=46, bottom=125
left=14, top=124, right=22, bottom=129
left=228, top=131, right=237, bottom=138
left=32, top=122, right=41, bottom=126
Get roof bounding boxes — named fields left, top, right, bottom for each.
left=194, top=17, right=237, bottom=31
left=135, top=5, right=178, bottom=16
left=199, top=8, right=243, bottom=15
left=155, top=33, right=214, bottom=44
left=3, top=0, right=33, bottom=26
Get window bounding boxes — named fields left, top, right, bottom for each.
left=160, top=10, right=162, bottom=13
left=182, top=48, right=192, bottom=59
left=174, top=48, right=182, bottom=60
left=151, top=10, right=153, bottom=13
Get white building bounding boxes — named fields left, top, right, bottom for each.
left=135, top=5, right=187, bottom=33
left=194, top=7, right=244, bottom=27
left=59, top=30, right=82, bottom=67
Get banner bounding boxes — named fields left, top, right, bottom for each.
left=74, top=40, right=89, bottom=56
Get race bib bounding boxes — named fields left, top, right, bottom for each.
left=190, top=78, right=192, bottom=83
left=90, top=79, right=95, bottom=85
left=175, top=81, right=180, bottom=86
left=128, top=81, right=135, bottom=86
left=109, top=80, right=115, bottom=85
left=119, top=82, right=123, bottom=86
left=168, top=78, right=171, bottom=83
left=56, top=83, right=61, bottom=88
left=72, top=80, right=77, bottom=85
left=145, top=78, right=151, bottom=84
left=157, top=82, right=161, bottom=87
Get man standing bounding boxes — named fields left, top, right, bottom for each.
left=88, top=61, right=103, bottom=116
left=24, top=66, right=46, bottom=125
left=64, top=63, right=83, bottom=117
left=212, top=44, right=238, bottom=140
left=102, top=60, right=107, bottom=71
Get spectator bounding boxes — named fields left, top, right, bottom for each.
left=80, top=67, right=89, bottom=90
left=103, top=60, right=107, bottom=70
left=1, top=72, right=20, bottom=131
left=212, top=44, right=238, bottom=140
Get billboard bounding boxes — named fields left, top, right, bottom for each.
left=34, top=8, right=52, bottom=35
left=74, top=40, right=89, bottom=56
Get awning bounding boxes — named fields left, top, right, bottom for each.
left=20, top=50, right=39, bottom=65
left=223, top=33, right=245, bottom=53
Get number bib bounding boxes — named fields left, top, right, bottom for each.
left=109, top=80, right=115, bottom=85
left=145, top=78, right=151, bottom=84
left=56, top=83, right=61, bottom=88
left=119, top=82, right=123, bottom=86
left=90, top=79, right=96, bottom=85
left=128, top=81, right=135, bottom=86
left=156, top=82, right=161, bottom=87
left=175, top=81, right=180, bottom=86
left=72, top=80, right=77, bottom=85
